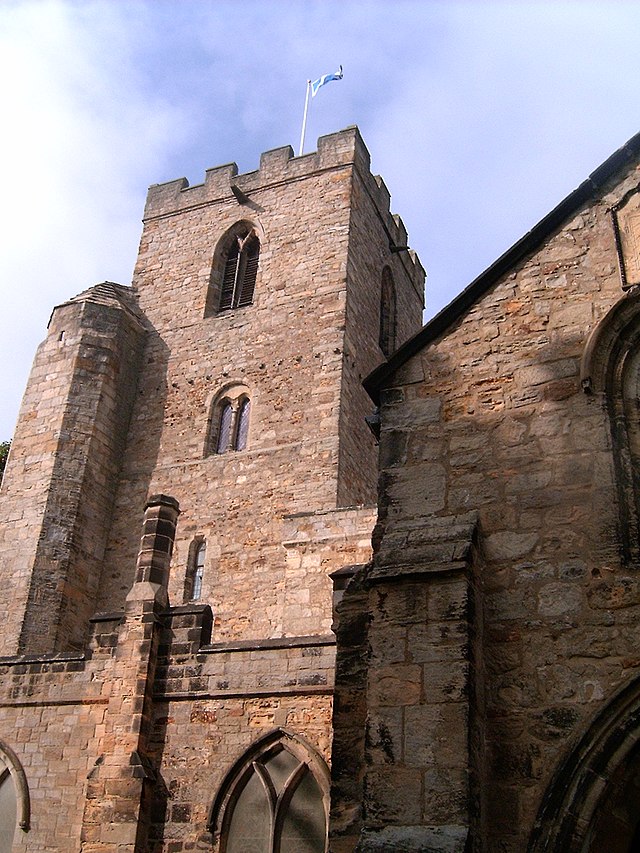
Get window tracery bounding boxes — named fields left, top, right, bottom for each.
left=210, top=730, right=329, bottom=853
left=206, top=222, right=260, bottom=316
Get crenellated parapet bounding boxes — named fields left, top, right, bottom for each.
left=143, top=127, right=367, bottom=219
left=143, top=126, right=424, bottom=288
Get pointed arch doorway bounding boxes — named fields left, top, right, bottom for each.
left=530, top=675, right=640, bottom=852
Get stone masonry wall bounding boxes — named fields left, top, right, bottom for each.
left=149, top=622, right=336, bottom=851
left=95, top=129, right=420, bottom=644
left=0, top=499, right=356, bottom=851
left=338, top=160, right=425, bottom=507
left=0, top=635, right=116, bottom=850
left=0, top=128, right=424, bottom=851
left=97, top=137, right=357, bottom=622
left=145, top=507, right=375, bottom=851
left=370, top=154, right=640, bottom=850
left=0, top=285, right=145, bottom=655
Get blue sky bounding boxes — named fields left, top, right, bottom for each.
left=2, top=0, right=640, bottom=439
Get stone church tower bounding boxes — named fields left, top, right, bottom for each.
left=0, top=128, right=424, bottom=850
left=7, top=118, right=640, bottom=853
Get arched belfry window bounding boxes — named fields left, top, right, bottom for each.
left=206, top=222, right=260, bottom=316
left=206, top=385, right=252, bottom=456
left=210, top=730, right=329, bottom=853
left=379, top=266, right=397, bottom=356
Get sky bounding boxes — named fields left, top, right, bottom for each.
left=1, top=0, right=640, bottom=440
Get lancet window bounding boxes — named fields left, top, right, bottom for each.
left=184, top=539, right=206, bottom=602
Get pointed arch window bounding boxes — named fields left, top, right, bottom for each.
left=581, top=289, right=640, bottom=563
left=379, top=266, right=397, bottom=356
left=207, top=387, right=252, bottom=456
left=204, top=222, right=260, bottom=317
left=219, top=230, right=259, bottom=311
left=210, top=731, right=329, bottom=853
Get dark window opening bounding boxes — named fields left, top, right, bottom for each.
left=185, top=539, right=206, bottom=602
left=219, top=230, right=260, bottom=312
left=379, top=266, right=397, bottom=356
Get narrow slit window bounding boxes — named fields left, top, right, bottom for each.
left=379, top=267, right=397, bottom=356
left=192, top=542, right=206, bottom=600
left=185, top=539, right=206, bottom=602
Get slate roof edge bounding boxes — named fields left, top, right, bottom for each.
left=364, top=130, right=640, bottom=405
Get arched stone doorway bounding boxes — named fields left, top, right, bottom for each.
left=530, top=674, right=640, bottom=852
left=585, top=740, right=640, bottom=852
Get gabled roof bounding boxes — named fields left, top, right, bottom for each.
left=364, top=130, right=640, bottom=405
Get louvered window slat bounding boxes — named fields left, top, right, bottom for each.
left=237, top=241, right=259, bottom=307
left=217, top=230, right=259, bottom=312
left=220, top=250, right=239, bottom=311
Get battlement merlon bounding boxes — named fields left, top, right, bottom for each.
left=142, top=126, right=425, bottom=288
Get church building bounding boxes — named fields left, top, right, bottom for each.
left=0, top=127, right=424, bottom=852
left=2, top=124, right=640, bottom=852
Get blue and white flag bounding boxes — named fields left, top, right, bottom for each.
left=311, top=65, right=343, bottom=97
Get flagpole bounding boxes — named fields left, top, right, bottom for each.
left=299, top=80, right=311, bottom=156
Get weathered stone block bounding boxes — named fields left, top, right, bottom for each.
left=368, top=665, right=422, bottom=707
left=364, top=767, right=423, bottom=825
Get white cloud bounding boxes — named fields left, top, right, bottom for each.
left=2, top=0, right=640, bottom=439
left=0, top=0, right=190, bottom=437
